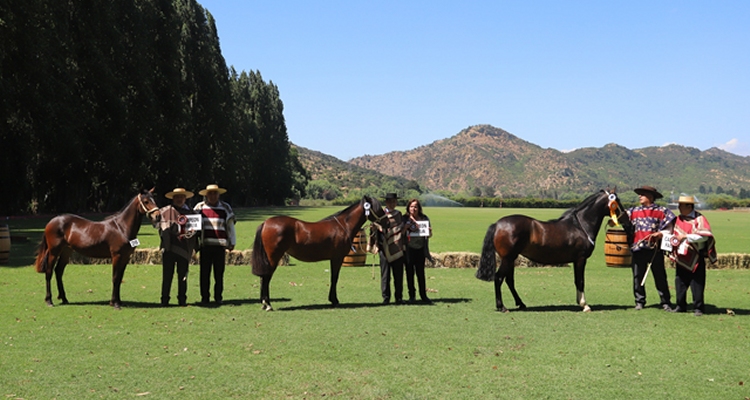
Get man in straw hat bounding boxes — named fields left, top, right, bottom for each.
left=158, top=188, right=197, bottom=306
left=668, top=195, right=716, bottom=316
left=626, top=185, right=676, bottom=311
left=194, top=184, right=236, bottom=306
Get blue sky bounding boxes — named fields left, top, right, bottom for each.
left=198, top=1, right=750, bottom=160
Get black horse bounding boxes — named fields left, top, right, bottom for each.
left=476, top=189, right=631, bottom=312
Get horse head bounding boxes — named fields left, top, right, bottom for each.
left=137, top=188, right=161, bottom=223
left=362, top=195, right=386, bottom=222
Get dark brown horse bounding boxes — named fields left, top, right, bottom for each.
left=476, top=189, right=631, bottom=312
left=251, top=195, right=386, bottom=310
left=34, top=190, right=161, bottom=309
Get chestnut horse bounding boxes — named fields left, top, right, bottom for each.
left=34, top=190, right=161, bottom=309
left=476, top=189, right=632, bottom=312
left=251, top=195, right=386, bottom=310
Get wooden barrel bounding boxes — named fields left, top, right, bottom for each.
left=604, top=228, right=631, bottom=267
left=343, top=229, right=368, bottom=266
left=0, top=225, right=10, bottom=264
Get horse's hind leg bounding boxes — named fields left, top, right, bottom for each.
left=44, top=249, right=62, bottom=306
left=44, top=267, right=55, bottom=306
left=54, top=251, right=70, bottom=305
left=505, top=263, right=526, bottom=310
left=260, top=274, right=274, bottom=311
left=493, top=274, right=507, bottom=312
left=493, top=259, right=511, bottom=312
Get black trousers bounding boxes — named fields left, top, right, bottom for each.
left=632, top=248, right=671, bottom=306
left=405, top=246, right=428, bottom=301
left=161, top=251, right=189, bottom=306
left=675, top=258, right=706, bottom=312
left=200, top=245, right=226, bottom=303
left=379, top=251, right=404, bottom=302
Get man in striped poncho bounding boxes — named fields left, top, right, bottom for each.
left=194, top=184, right=236, bottom=306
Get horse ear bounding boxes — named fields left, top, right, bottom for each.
left=149, top=187, right=155, bottom=193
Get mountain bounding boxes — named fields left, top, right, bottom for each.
left=343, top=125, right=750, bottom=198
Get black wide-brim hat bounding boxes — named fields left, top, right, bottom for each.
left=384, top=193, right=398, bottom=200
left=633, top=185, right=663, bottom=199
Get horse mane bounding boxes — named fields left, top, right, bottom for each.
left=321, top=199, right=361, bottom=222
left=104, top=193, right=143, bottom=220
left=557, top=190, right=604, bottom=221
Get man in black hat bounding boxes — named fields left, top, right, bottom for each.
left=373, top=193, right=406, bottom=304
left=626, top=185, right=676, bottom=311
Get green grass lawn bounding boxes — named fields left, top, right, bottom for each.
left=2, top=206, right=750, bottom=398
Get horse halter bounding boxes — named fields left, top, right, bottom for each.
left=604, top=190, right=626, bottom=225
left=138, top=194, right=159, bottom=217
left=363, top=199, right=387, bottom=222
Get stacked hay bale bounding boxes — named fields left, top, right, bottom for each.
left=426, top=252, right=568, bottom=269
left=66, top=249, right=749, bottom=269
left=69, top=248, right=289, bottom=266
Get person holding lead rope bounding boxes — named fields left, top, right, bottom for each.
left=626, top=185, right=676, bottom=311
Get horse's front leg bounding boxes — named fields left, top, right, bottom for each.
left=110, top=255, right=127, bottom=309
left=260, top=274, right=274, bottom=311
left=574, top=260, right=591, bottom=312
left=328, top=260, right=342, bottom=307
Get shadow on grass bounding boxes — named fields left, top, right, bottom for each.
left=497, top=303, right=750, bottom=315
left=47, top=297, right=291, bottom=309
left=278, top=297, right=472, bottom=311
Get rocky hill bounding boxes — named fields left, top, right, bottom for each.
left=300, top=125, right=750, bottom=199
left=293, top=145, right=420, bottom=191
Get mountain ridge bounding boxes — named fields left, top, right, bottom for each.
left=299, top=125, right=750, bottom=199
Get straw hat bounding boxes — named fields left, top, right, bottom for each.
left=165, top=188, right=194, bottom=199
left=198, top=184, right=227, bottom=196
left=633, top=185, right=663, bottom=199
left=678, top=195, right=696, bottom=204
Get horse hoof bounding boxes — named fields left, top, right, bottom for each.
left=583, top=305, right=592, bottom=313
left=46, top=301, right=54, bottom=307
left=261, top=303, right=273, bottom=311
left=497, top=307, right=510, bottom=313
left=517, top=303, right=527, bottom=310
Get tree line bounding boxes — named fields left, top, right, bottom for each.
left=1, top=0, right=307, bottom=214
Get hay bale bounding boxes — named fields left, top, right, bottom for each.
left=712, top=253, right=750, bottom=270
left=426, top=252, right=569, bottom=269
left=428, top=252, right=478, bottom=269
left=66, top=248, right=290, bottom=267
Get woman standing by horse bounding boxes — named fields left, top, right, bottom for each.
left=404, top=198, right=433, bottom=304
left=34, top=189, right=161, bottom=309
left=476, top=190, right=631, bottom=313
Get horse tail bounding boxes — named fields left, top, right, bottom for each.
left=476, top=223, right=498, bottom=281
left=34, top=236, right=49, bottom=273
left=251, top=223, right=270, bottom=277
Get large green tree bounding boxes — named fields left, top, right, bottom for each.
left=0, top=0, right=306, bottom=214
